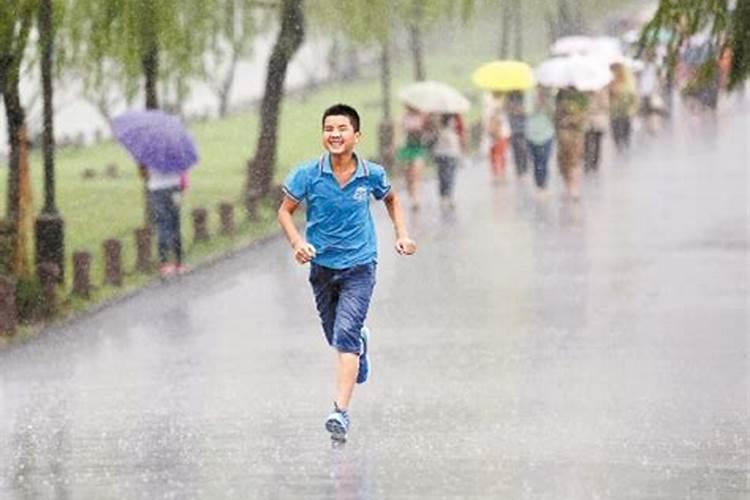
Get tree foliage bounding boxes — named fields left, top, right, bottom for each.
left=67, top=0, right=215, bottom=107
left=640, top=0, right=750, bottom=89
left=309, top=0, right=474, bottom=47
left=203, top=0, right=271, bottom=116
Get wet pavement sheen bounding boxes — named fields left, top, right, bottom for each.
left=0, top=104, right=748, bottom=499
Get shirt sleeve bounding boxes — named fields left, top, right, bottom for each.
left=369, top=164, right=391, bottom=200
left=282, top=165, right=308, bottom=203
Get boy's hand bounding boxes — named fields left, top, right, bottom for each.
left=395, top=237, right=416, bottom=256
left=293, top=240, right=316, bottom=264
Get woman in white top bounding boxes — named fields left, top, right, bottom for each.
left=431, top=113, right=465, bottom=208
left=141, top=165, right=188, bottom=277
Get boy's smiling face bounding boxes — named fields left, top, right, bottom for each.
left=322, top=114, right=360, bottom=156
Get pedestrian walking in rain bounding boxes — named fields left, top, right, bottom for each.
left=396, top=105, right=430, bottom=211
left=584, top=87, right=609, bottom=172
left=111, top=109, right=197, bottom=279
left=608, top=62, right=638, bottom=151
left=277, top=104, right=417, bottom=443
left=554, top=86, right=589, bottom=199
left=506, top=90, right=529, bottom=177
left=637, top=51, right=665, bottom=135
left=431, top=113, right=465, bottom=209
left=482, top=92, right=511, bottom=181
left=525, top=86, right=556, bottom=190
left=142, top=166, right=189, bottom=277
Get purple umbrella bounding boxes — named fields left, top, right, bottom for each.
left=111, top=110, right=198, bottom=173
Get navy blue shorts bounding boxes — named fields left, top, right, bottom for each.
left=309, top=262, right=376, bottom=353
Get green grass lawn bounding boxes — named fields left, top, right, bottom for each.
left=0, top=39, right=500, bottom=324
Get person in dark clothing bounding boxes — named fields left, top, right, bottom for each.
left=506, top=91, right=528, bottom=176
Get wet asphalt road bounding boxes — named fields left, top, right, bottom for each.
left=0, top=101, right=748, bottom=499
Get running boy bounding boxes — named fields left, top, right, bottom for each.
left=277, top=104, right=416, bottom=442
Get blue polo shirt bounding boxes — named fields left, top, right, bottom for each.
left=283, top=152, right=391, bottom=269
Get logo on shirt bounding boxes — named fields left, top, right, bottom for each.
left=353, top=186, right=368, bottom=202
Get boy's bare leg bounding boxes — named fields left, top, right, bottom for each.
left=335, top=352, right=359, bottom=410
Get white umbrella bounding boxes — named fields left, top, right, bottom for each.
left=589, top=36, right=623, bottom=60
left=549, top=35, right=594, bottom=56
left=535, top=55, right=612, bottom=91
left=398, top=80, right=470, bottom=114
left=553, top=35, right=624, bottom=62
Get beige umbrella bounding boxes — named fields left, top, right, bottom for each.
left=398, top=80, right=471, bottom=114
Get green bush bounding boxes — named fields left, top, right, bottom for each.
left=15, top=277, right=43, bottom=323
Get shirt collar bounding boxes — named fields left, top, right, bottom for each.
left=321, top=151, right=366, bottom=178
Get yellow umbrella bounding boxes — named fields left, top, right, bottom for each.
left=471, top=60, right=535, bottom=91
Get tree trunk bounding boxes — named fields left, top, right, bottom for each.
left=409, top=0, right=426, bottom=81
left=558, top=0, right=578, bottom=37
left=244, top=0, right=305, bottom=219
left=141, top=1, right=160, bottom=111
left=36, top=0, right=66, bottom=284
left=574, top=0, right=585, bottom=34
left=142, top=44, right=159, bottom=110
left=3, top=82, right=32, bottom=278
left=218, top=49, right=240, bottom=117
left=140, top=9, right=159, bottom=227
left=0, top=9, right=34, bottom=279
left=729, top=0, right=750, bottom=89
left=40, top=0, right=56, bottom=215
left=500, top=0, right=511, bottom=58
left=378, top=39, right=395, bottom=171
left=141, top=41, right=158, bottom=227
left=381, top=40, right=392, bottom=122
left=513, top=0, right=523, bottom=60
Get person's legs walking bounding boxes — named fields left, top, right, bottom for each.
left=150, top=189, right=174, bottom=276
left=436, top=156, right=457, bottom=206
left=622, top=118, right=632, bottom=149
left=165, top=188, right=183, bottom=266
left=611, top=117, right=631, bottom=152
left=592, top=130, right=602, bottom=169
left=511, top=133, right=528, bottom=176
left=529, top=140, right=552, bottom=189
left=610, top=118, right=622, bottom=150
left=584, top=129, right=599, bottom=171
left=435, top=156, right=450, bottom=198
left=528, top=142, right=542, bottom=188
left=490, top=137, right=507, bottom=179
left=405, top=157, right=423, bottom=210
left=558, top=130, right=583, bottom=198
left=314, top=263, right=376, bottom=441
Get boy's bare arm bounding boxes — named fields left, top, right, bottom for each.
left=383, top=192, right=416, bottom=255
left=277, top=198, right=316, bottom=264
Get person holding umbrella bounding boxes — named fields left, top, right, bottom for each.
left=140, top=165, right=189, bottom=277
left=112, top=110, right=198, bottom=277
left=535, top=55, right=610, bottom=198
left=396, top=105, right=430, bottom=211
left=471, top=60, right=535, bottom=182
left=555, top=86, right=590, bottom=199
left=396, top=81, right=471, bottom=210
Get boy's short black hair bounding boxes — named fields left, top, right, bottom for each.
left=322, top=103, right=360, bottom=132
